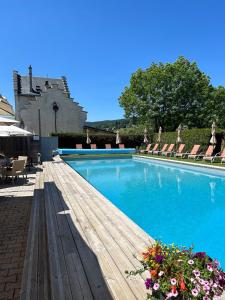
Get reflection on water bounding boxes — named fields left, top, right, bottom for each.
left=209, top=181, right=216, bottom=203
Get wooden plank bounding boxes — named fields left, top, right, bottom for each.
left=20, top=170, right=51, bottom=300
left=44, top=165, right=95, bottom=300
left=47, top=162, right=137, bottom=300
left=63, top=160, right=153, bottom=250
left=53, top=163, right=146, bottom=299
left=49, top=161, right=146, bottom=299
left=44, top=169, right=73, bottom=300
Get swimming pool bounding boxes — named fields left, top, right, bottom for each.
left=57, top=148, right=136, bottom=155
left=64, top=156, right=225, bottom=268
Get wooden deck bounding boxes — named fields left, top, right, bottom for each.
left=21, top=158, right=154, bottom=300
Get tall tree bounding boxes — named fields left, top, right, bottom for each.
left=119, top=56, right=211, bottom=131
left=203, top=86, right=225, bottom=128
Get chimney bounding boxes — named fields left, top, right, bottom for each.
left=28, top=65, right=33, bottom=92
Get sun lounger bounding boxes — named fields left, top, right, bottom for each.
left=153, top=144, right=168, bottom=155
left=220, top=149, right=225, bottom=164
left=119, top=144, right=125, bottom=149
left=76, top=144, right=83, bottom=149
left=193, top=145, right=215, bottom=161
left=90, top=144, right=97, bottom=149
left=186, top=145, right=201, bottom=159
left=139, top=144, right=152, bottom=154
left=105, top=144, right=111, bottom=149
left=149, top=143, right=159, bottom=154
left=203, top=147, right=224, bottom=163
left=162, top=144, right=175, bottom=156
left=175, top=144, right=185, bottom=157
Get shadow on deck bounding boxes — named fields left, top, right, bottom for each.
left=21, top=171, right=113, bottom=300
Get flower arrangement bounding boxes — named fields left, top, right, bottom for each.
left=126, top=241, right=225, bottom=299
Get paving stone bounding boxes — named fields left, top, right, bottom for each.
left=0, top=175, right=35, bottom=299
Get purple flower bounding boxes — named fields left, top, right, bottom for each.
left=145, top=278, right=152, bottom=289
left=203, top=297, right=210, bottom=300
left=191, top=288, right=199, bottom=297
left=213, top=259, right=220, bottom=267
left=194, top=252, right=206, bottom=259
left=155, top=254, right=164, bottom=263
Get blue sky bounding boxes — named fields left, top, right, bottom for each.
left=0, top=0, right=225, bottom=121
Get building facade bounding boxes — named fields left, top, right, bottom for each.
left=13, top=66, right=87, bottom=136
left=0, top=94, right=14, bottom=117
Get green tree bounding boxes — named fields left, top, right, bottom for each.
left=203, top=86, right=225, bottom=128
left=119, top=56, right=211, bottom=131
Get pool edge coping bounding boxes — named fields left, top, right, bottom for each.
left=134, top=155, right=225, bottom=172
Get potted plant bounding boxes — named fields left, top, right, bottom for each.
left=126, top=241, right=225, bottom=299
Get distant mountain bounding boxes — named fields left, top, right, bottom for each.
left=86, top=119, right=130, bottom=131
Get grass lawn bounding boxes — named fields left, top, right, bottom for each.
left=136, top=153, right=225, bottom=168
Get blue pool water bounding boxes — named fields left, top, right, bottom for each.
left=65, top=156, right=225, bottom=268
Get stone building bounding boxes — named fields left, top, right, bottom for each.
left=0, top=94, right=14, bottom=117
left=13, top=66, right=87, bottom=136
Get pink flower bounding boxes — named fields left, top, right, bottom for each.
left=207, top=264, right=213, bottom=272
left=203, top=297, right=210, bottom=300
left=188, top=259, right=194, bottom=265
left=191, top=288, right=199, bottom=297
left=171, top=290, right=178, bottom=297
left=158, top=271, right=164, bottom=277
left=170, top=278, right=177, bottom=285
left=204, top=280, right=210, bottom=286
left=193, top=269, right=200, bottom=277
left=203, top=285, right=210, bottom=292
left=199, top=278, right=205, bottom=285
left=153, top=283, right=160, bottom=290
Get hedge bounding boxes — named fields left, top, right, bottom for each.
left=153, top=128, right=225, bottom=153
left=53, top=132, right=144, bottom=148
left=52, top=128, right=225, bottom=152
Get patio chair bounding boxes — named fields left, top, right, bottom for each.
left=90, top=144, right=97, bottom=149
left=175, top=144, right=186, bottom=158
left=162, top=144, right=175, bottom=156
left=119, top=144, right=125, bottom=149
left=149, top=143, right=159, bottom=154
left=105, top=144, right=111, bottom=149
left=76, top=144, right=83, bottom=149
left=186, top=145, right=201, bottom=159
left=153, top=144, right=168, bottom=155
left=5, top=159, right=26, bottom=183
left=139, top=144, right=152, bottom=154
left=18, top=156, right=28, bottom=178
left=203, top=146, right=220, bottom=163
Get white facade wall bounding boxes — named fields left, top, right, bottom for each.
left=14, top=73, right=87, bottom=136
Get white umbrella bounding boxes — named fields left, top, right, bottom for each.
left=86, top=129, right=91, bottom=144
left=176, top=124, right=182, bottom=143
left=0, top=116, right=19, bottom=126
left=116, top=130, right=121, bottom=144
left=0, top=125, right=32, bottom=136
left=157, top=127, right=162, bottom=143
left=143, top=128, right=148, bottom=144
left=210, top=122, right=217, bottom=145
